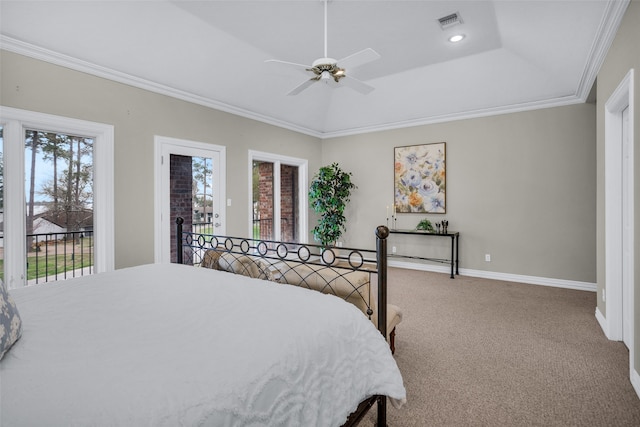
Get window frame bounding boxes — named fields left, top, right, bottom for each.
left=0, top=106, right=114, bottom=289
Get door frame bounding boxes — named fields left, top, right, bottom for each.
left=603, top=68, right=636, bottom=385
left=248, top=150, right=308, bottom=243
left=154, top=136, right=226, bottom=264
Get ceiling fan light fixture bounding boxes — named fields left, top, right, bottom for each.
left=266, top=0, right=380, bottom=95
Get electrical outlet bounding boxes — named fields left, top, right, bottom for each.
left=485, top=254, right=491, bottom=262
left=392, top=246, right=397, bottom=254
left=336, top=241, right=343, bottom=247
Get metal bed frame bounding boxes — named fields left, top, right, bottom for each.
left=176, top=217, right=391, bottom=426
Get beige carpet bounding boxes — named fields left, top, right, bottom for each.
left=363, top=268, right=640, bottom=426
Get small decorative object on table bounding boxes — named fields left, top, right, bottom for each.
left=416, top=218, right=434, bottom=232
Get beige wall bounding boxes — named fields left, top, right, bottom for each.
left=596, top=0, right=640, bottom=373
left=0, top=50, right=322, bottom=268
left=325, top=104, right=596, bottom=283
left=0, top=49, right=598, bottom=282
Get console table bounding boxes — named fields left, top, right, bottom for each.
left=388, top=229, right=460, bottom=278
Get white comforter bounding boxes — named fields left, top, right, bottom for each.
left=1, top=263, right=405, bottom=426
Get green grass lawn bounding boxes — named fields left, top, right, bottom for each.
left=0, top=238, right=95, bottom=282
left=25, top=253, right=93, bottom=280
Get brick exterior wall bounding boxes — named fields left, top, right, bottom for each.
left=280, top=164, right=298, bottom=242
left=170, top=154, right=193, bottom=263
left=258, top=162, right=274, bottom=240
left=256, top=162, right=298, bottom=242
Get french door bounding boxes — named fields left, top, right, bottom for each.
left=249, top=151, right=307, bottom=243
left=154, top=136, right=226, bottom=264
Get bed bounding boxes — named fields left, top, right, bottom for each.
left=0, top=219, right=405, bottom=426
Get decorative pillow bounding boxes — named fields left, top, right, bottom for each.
left=0, top=279, right=23, bottom=360
left=201, top=248, right=223, bottom=270
left=218, top=253, right=276, bottom=282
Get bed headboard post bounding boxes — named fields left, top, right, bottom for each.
left=176, top=217, right=184, bottom=264
left=375, top=225, right=389, bottom=340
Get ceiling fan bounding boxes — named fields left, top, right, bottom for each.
left=265, top=0, right=380, bottom=96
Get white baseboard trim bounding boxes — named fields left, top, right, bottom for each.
left=595, top=307, right=609, bottom=338
left=596, top=307, right=640, bottom=400
left=387, top=259, right=597, bottom=292
left=631, top=367, right=640, bottom=400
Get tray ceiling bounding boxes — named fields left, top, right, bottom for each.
left=0, top=1, right=629, bottom=137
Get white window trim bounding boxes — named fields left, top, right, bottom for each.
left=248, top=150, right=308, bottom=243
left=0, top=106, right=114, bottom=288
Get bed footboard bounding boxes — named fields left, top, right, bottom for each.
left=176, top=217, right=391, bottom=427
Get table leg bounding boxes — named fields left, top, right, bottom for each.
left=455, top=234, right=459, bottom=275
left=450, top=235, right=454, bottom=279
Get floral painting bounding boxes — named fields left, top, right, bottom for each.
left=394, top=142, right=446, bottom=213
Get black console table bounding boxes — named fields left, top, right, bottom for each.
left=388, top=229, right=460, bottom=278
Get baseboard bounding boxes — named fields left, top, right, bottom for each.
left=595, top=307, right=610, bottom=338
left=387, top=259, right=597, bottom=292
left=631, top=367, right=640, bottom=400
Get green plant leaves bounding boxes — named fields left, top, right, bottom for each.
left=309, top=163, right=357, bottom=247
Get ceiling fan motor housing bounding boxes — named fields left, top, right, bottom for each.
left=312, top=57, right=337, bottom=67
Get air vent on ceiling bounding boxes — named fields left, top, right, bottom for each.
left=438, top=12, right=463, bottom=29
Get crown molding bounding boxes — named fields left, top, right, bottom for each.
left=0, top=36, right=324, bottom=139
left=1, top=6, right=624, bottom=142
left=320, top=95, right=586, bottom=139
left=574, top=0, right=630, bottom=101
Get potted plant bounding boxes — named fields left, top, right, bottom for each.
left=416, top=218, right=434, bottom=232
left=309, top=162, right=357, bottom=247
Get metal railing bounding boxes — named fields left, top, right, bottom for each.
left=26, top=230, right=94, bottom=285
left=252, top=217, right=295, bottom=240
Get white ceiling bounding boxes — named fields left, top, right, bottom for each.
left=0, top=1, right=629, bottom=138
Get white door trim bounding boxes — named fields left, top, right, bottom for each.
left=603, top=68, right=636, bottom=389
left=247, top=150, right=308, bottom=243
left=154, top=136, right=226, bottom=264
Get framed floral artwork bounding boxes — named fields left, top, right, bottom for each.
left=394, top=142, right=446, bottom=213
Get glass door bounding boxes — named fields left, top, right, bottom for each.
left=251, top=152, right=306, bottom=243
left=155, top=136, right=225, bottom=264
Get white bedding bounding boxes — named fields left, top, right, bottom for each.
left=1, top=263, right=405, bottom=426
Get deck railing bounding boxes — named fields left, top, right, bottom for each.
left=25, top=230, right=94, bottom=285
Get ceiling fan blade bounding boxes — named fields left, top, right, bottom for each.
left=336, top=48, right=381, bottom=70
left=287, top=78, right=318, bottom=96
left=339, top=75, right=375, bottom=95
left=265, top=59, right=311, bottom=70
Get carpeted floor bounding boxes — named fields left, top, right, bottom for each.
left=363, top=268, right=640, bottom=426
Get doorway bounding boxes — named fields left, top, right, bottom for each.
left=603, top=68, right=635, bottom=380
left=154, top=136, right=226, bottom=264
left=248, top=150, right=308, bottom=243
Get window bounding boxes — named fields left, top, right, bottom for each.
left=249, top=151, right=307, bottom=243
left=0, top=107, right=114, bottom=289
left=24, top=130, right=95, bottom=284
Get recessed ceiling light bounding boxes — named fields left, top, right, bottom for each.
left=449, top=34, right=465, bottom=43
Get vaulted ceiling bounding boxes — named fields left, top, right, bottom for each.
left=0, top=1, right=629, bottom=138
